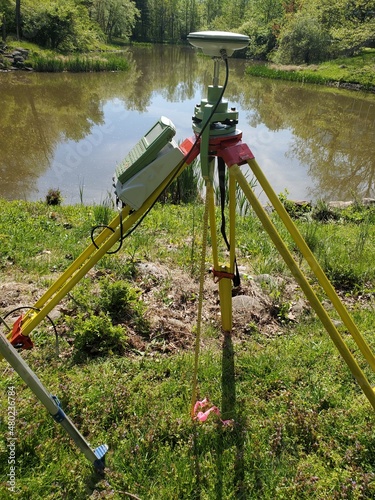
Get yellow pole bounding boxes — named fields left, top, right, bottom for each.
left=19, top=160, right=189, bottom=338
left=217, top=172, right=237, bottom=332
left=231, top=163, right=375, bottom=411
left=247, top=158, right=375, bottom=374
left=191, top=187, right=211, bottom=417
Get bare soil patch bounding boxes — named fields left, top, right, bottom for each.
left=0, top=263, right=310, bottom=356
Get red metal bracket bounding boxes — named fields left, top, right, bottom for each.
left=212, top=268, right=235, bottom=283
left=180, top=137, right=201, bottom=165
left=180, top=133, right=254, bottom=167
left=9, top=316, right=34, bottom=349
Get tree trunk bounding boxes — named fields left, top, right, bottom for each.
left=16, top=0, right=21, bottom=40
left=1, top=13, right=6, bottom=42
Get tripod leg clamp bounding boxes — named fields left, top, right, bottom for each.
left=9, top=316, right=34, bottom=350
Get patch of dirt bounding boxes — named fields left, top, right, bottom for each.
left=0, top=262, right=310, bottom=355
left=113, top=262, right=309, bottom=353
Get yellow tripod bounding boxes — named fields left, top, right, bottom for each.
left=1, top=31, right=375, bottom=469
left=181, top=130, right=375, bottom=412
left=179, top=33, right=375, bottom=414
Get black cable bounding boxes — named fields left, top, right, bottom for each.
left=116, top=54, right=231, bottom=244
left=90, top=208, right=124, bottom=254
left=88, top=55, right=230, bottom=254
left=2, top=306, right=60, bottom=354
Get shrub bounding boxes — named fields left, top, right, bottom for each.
left=46, top=188, right=62, bottom=205
left=72, top=312, right=128, bottom=360
left=22, top=0, right=103, bottom=52
left=99, top=279, right=148, bottom=333
left=273, top=14, right=331, bottom=64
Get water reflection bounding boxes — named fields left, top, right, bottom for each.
left=0, top=45, right=374, bottom=203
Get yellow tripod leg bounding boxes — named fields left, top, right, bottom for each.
left=247, top=158, right=375, bottom=374
left=217, top=172, right=236, bottom=332
left=18, top=160, right=189, bottom=338
left=231, top=163, right=375, bottom=411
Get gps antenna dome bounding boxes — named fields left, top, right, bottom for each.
left=187, top=31, right=249, bottom=57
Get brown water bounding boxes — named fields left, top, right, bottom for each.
left=1, top=45, right=374, bottom=204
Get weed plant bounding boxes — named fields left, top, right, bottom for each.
left=31, top=53, right=130, bottom=73
left=1, top=198, right=375, bottom=498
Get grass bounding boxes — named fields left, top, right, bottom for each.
left=1, top=198, right=375, bottom=498
left=247, top=48, right=375, bottom=91
left=5, top=40, right=131, bottom=72
left=30, top=53, right=130, bottom=73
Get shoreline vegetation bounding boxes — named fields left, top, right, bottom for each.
left=1, top=40, right=374, bottom=93
left=246, top=48, right=375, bottom=93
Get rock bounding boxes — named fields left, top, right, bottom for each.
left=0, top=47, right=31, bottom=71
left=328, top=201, right=353, bottom=209
left=328, top=198, right=375, bottom=209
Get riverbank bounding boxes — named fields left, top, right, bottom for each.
left=246, top=48, right=375, bottom=92
left=2, top=40, right=375, bottom=93
left=0, top=41, right=130, bottom=72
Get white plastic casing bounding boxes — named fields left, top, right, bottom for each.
left=187, top=31, right=249, bottom=57
left=115, top=140, right=184, bottom=210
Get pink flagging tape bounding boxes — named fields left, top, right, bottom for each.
left=193, top=398, right=234, bottom=426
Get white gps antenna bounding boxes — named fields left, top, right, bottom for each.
left=187, top=31, right=249, bottom=58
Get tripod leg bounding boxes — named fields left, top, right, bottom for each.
left=217, top=171, right=237, bottom=332
left=0, top=333, right=108, bottom=468
left=230, top=163, right=375, bottom=411
left=206, top=171, right=233, bottom=333
left=246, top=157, right=375, bottom=373
left=18, top=160, right=190, bottom=338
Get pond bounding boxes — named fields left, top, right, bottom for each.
left=1, top=45, right=375, bottom=205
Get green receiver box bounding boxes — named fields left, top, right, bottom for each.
left=114, top=117, right=184, bottom=210
left=115, top=116, right=177, bottom=185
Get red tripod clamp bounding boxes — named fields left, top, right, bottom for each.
left=9, top=316, right=34, bottom=350
left=180, top=131, right=254, bottom=167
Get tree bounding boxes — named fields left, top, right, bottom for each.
left=0, top=0, right=13, bottom=41
left=274, top=13, right=331, bottom=63
left=22, top=0, right=103, bottom=51
left=15, top=0, right=20, bottom=39
left=91, top=0, right=139, bottom=41
left=298, top=0, right=375, bottom=56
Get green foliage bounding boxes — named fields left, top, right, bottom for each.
left=273, top=13, right=332, bottom=64
left=30, top=52, right=130, bottom=72
left=160, top=158, right=202, bottom=204
left=2, top=0, right=375, bottom=65
left=91, top=0, right=140, bottom=41
left=22, top=0, right=104, bottom=52
left=240, top=20, right=277, bottom=60
left=72, top=311, right=128, bottom=360
left=246, top=48, right=375, bottom=89
left=99, top=278, right=147, bottom=329
left=278, top=190, right=312, bottom=218
left=1, top=200, right=375, bottom=497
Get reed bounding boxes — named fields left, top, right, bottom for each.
left=31, top=53, right=130, bottom=72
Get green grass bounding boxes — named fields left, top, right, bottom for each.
left=30, top=53, right=130, bottom=73
left=247, top=48, right=375, bottom=90
left=1, top=198, right=375, bottom=498
left=6, top=40, right=131, bottom=72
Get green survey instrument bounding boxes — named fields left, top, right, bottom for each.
left=114, top=116, right=184, bottom=210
